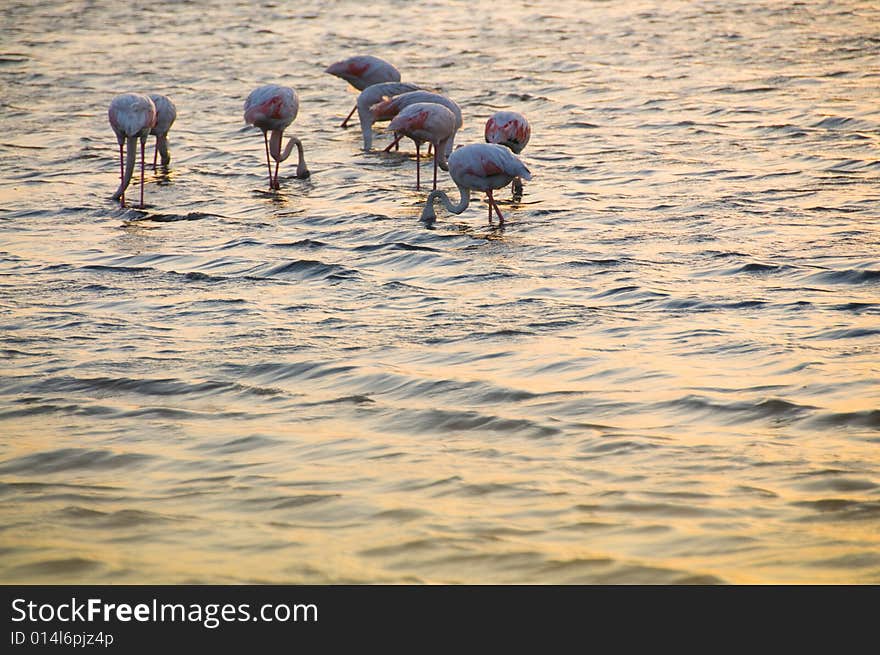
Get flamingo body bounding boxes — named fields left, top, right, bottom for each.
left=370, top=90, right=462, bottom=159
left=148, top=93, right=177, bottom=168
left=325, top=55, right=401, bottom=128
left=325, top=55, right=401, bottom=90
left=420, top=143, right=531, bottom=224
left=356, top=81, right=420, bottom=150
left=108, top=93, right=157, bottom=207
left=370, top=90, right=462, bottom=130
left=109, top=93, right=156, bottom=141
left=484, top=111, right=530, bottom=154
left=244, top=84, right=298, bottom=133
left=244, top=84, right=309, bottom=189
left=387, top=102, right=456, bottom=190
left=485, top=110, right=531, bottom=195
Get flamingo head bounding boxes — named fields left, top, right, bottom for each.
left=325, top=59, right=371, bottom=86
left=324, top=61, right=349, bottom=78
left=420, top=196, right=438, bottom=223
left=369, top=97, right=399, bottom=121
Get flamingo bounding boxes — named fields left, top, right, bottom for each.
left=370, top=90, right=462, bottom=160
left=485, top=110, right=531, bottom=195
left=244, top=84, right=310, bottom=190
left=325, top=55, right=401, bottom=128
left=148, top=93, right=177, bottom=170
left=387, top=103, right=456, bottom=191
left=108, top=93, right=157, bottom=208
left=420, top=143, right=532, bottom=225
left=355, top=81, right=420, bottom=150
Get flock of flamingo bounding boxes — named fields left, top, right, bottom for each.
left=108, top=55, right=532, bottom=224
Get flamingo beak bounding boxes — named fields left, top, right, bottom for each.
left=325, top=62, right=345, bottom=76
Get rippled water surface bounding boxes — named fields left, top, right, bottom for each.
left=1, top=0, right=879, bottom=583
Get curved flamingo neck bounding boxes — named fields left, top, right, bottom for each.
left=435, top=137, right=451, bottom=171
left=112, top=134, right=138, bottom=201
left=421, top=182, right=469, bottom=222
left=290, top=137, right=309, bottom=178
left=268, top=130, right=290, bottom=162
left=268, top=131, right=308, bottom=177
left=358, top=107, right=373, bottom=151
left=154, top=134, right=170, bottom=167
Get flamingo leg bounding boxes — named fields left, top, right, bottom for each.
left=153, top=137, right=159, bottom=170
left=427, top=143, right=433, bottom=157
left=491, top=192, right=505, bottom=223
left=118, top=142, right=125, bottom=206
left=487, top=190, right=493, bottom=222
left=262, top=130, right=274, bottom=190
left=415, top=142, right=421, bottom=190
left=340, top=103, right=357, bottom=128
left=274, top=160, right=280, bottom=190
left=384, top=134, right=403, bottom=152
left=139, top=137, right=145, bottom=208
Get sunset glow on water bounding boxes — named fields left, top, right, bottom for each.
left=1, top=0, right=878, bottom=583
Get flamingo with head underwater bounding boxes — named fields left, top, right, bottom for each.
left=485, top=111, right=531, bottom=196
left=355, top=81, right=421, bottom=151
left=244, top=84, right=310, bottom=190
left=148, top=93, right=177, bottom=170
left=370, top=90, right=462, bottom=159
left=420, top=143, right=531, bottom=225
left=387, top=102, right=456, bottom=191
left=108, top=93, right=157, bottom=208
left=325, top=55, right=401, bottom=128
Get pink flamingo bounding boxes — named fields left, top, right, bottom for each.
left=387, top=102, right=456, bottom=191
left=148, top=93, right=177, bottom=170
left=108, top=93, right=157, bottom=208
left=370, top=90, right=462, bottom=160
left=325, top=55, right=401, bottom=128
left=355, top=81, right=420, bottom=150
left=244, top=84, right=310, bottom=190
left=485, top=111, right=531, bottom=196
left=420, top=144, right=531, bottom=225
